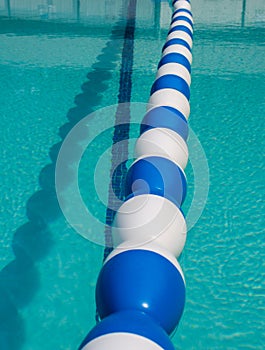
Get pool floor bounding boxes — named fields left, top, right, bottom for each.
left=0, top=0, right=265, bottom=349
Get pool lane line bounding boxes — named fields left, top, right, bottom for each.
left=241, top=0, right=246, bottom=27
left=103, top=0, right=137, bottom=261
left=0, top=15, right=130, bottom=350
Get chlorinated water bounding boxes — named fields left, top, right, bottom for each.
left=0, top=0, right=264, bottom=349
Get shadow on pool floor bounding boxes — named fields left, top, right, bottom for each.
left=0, top=14, right=127, bottom=349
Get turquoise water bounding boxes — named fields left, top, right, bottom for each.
left=0, top=0, right=265, bottom=349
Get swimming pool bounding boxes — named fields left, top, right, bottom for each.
left=0, top=0, right=264, bottom=349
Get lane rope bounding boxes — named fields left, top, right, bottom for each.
left=79, top=1, right=194, bottom=348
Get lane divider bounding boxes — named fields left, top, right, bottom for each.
left=79, top=0, right=193, bottom=348
left=103, top=0, right=137, bottom=261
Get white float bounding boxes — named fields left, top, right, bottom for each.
left=172, top=10, right=193, bottom=23
left=162, top=44, right=192, bottom=64
left=148, top=88, right=190, bottom=120
left=170, top=20, right=193, bottom=34
left=173, top=0, right=191, bottom=12
left=134, top=127, right=188, bottom=169
left=81, top=333, right=163, bottom=350
left=156, top=62, right=191, bottom=86
left=112, top=194, right=187, bottom=258
left=167, top=30, right=193, bottom=49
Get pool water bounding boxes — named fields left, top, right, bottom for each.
left=0, top=0, right=264, bottom=349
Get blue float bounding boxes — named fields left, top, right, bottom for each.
left=125, top=156, right=187, bottom=207
left=168, top=25, right=193, bottom=38
left=150, top=74, right=190, bottom=100
left=173, top=0, right=190, bottom=5
left=171, top=15, right=193, bottom=27
left=162, top=38, right=191, bottom=52
left=158, top=52, right=191, bottom=72
left=173, top=8, right=192, bottom=17
left=140, top=106, right=188, bottom=140
left=96, top=249, right=186, bottom=334
left=79, top=310, right=175, bottom=350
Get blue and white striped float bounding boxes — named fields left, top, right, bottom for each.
left=79, top=0, right=193, bottom=348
